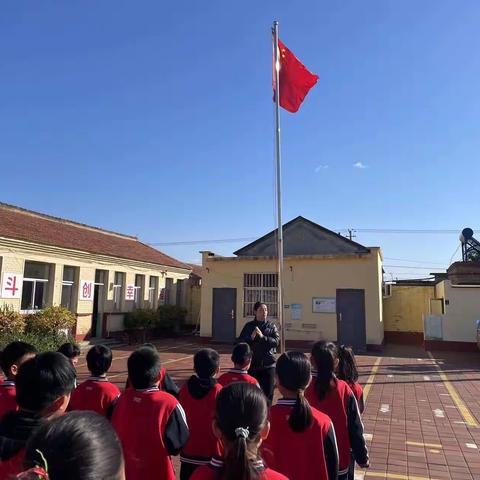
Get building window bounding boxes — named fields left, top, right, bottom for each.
left=61, top=266, right=77, bottom=311
left=148, top=276, right=158, bottom=308
left=113, top=272, right=124, bottom=312
left=165, top=278, right=173, bottom=305
left=243, top=273, right=278, bottom=318
left=176, top=279, right=184, bottom=306
left=21, top=261, right=51, bottom=312
left=134, top=274, right=144, bottom=308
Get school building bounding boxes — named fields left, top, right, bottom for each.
left=200, top=216, right=384, bottom=351
left=0, top=203, right=192, bottom=341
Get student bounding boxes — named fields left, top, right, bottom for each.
left=0, top=342, right=37, bottom=419
left=124, top=343, right=180, bottom=398
left=57, top=342, right=81, bottom=367
left=112, top=346, right=189, bottom=480
left=16, top=411, right=124, bottom=480
left=191, top=382, right=287, bottom=480
left=0, top=352, right=76, bottom=478
left=263, top=351, right=339, bottom=480
left=305, top=342, right=369, bottom=480
left=69, top=345, right=121, bottom=418
left=218, top=343, right=259, bottom=387
left=337, top=345, right=364, bottom=414
left=179, top=349, right=223, bottom=480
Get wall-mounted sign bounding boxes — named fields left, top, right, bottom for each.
left=125, top=284, right=135, bottom=301
left=291, top=303, right=302, bottom=321
left=79, top=280, right=94, bottom=301
left=1, top=273, right=23, bottom=299
left=312, top=297, right=336, bottom=313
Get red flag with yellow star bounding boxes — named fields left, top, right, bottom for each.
left=274, top=39, right=319, bottom=113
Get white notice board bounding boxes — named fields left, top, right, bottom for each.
left=312, top=297, right=336, bottom=313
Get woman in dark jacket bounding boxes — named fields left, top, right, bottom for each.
left=238, top=301, right=280, bottom=402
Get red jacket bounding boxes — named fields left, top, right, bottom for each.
left=69, top=377, right=121, bottom=417
left=262, top=399, right=338, bottom=480
left=305, top=376, right=368, bottom=476
left=191, top=458, right=288, bottom=480
left=179, top=377, right=222, bottom=466
left=112, top=387, right=189, bottom=480
left=0, top=381, right=17, bottom=420
left=349, top=382, right=365, bottom=414
left=217, top=369, right=259, bottom=387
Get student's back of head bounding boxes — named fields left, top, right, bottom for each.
left=276, top=351, right=313, bottom=432
left=58, top=342, right=81, bottom=366
left=194, top=348, right=219, bottom=379
left=214, top=382, right=269, bottom=480
left=128, top=346, right=161, bottom=390
left=231, top=343, right=252, bottom=368
left=16, top=352, right=76, bottom=414
left=21, top=411, right=124, bottom=480
left=337, top=344, right=359, bottom=384
left=311, top=341, right=337, bottom=401
left=0, top=341, right=37, bottom=379
left=86, top=345, right=113, bottom=377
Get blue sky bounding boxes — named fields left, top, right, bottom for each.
left=1, top=1, right=480, bottom=277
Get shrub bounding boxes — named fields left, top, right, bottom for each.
left=0, top=305, right=26, bottom=337
left=156, top=305, right=187, bottom=332
left=0, top=330, right=74, bottom=353
left=25, top=306, right=76, bottom=335
left=124, top=309, right=156, bottom=330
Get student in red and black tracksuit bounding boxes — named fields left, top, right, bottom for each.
left=306, top=342, right=369, bottom=480
left=238, top=302, right=280, bottom=403
left=0, top=352, right=76, bottom=478
left=262, top=351, right=339, bottom=480
left=0, top=341, right=37, bottom=420
left=337, top=345, right=364, bottom=414
left=218, top=343, right=260, bottom=387
left=191, top=382, right=288, bottom=480
left=69, top=345, right=121, bottom=418
left=112, top=346, right=189, bottom=480
left=124, top=343, right=180, bottom=398
left=18, top=411, right=125, bottom=479
left=179, top=348, right=223, bottom=480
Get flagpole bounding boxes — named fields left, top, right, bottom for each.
left=273, top=20, right=285, bottom=354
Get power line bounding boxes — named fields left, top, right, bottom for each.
left=383, top=257, right=446, bottom=265
left=384, top=264, right=446, bottom=270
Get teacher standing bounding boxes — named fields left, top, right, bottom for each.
left=238, top=301, right=280, bottom=402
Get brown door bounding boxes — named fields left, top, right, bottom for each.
left=212, top=288, right=236, bottom=343
left=336, top=289, right=367, bottom=351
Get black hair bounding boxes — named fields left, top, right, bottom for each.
left=194, top=348, right=220, bottom=379
left=215, top=383, right=268, bottom=480
left=16, top=352, right=76, bottom=412
left=253, top=302, right=266, bottom=312
left=311, top=341, right=337, bottom=401
left=86, top=345, right=113, bottom=377
left=337, top=345, right=359, bottom=384
left=276, top=351, right=313, bottom=432
left=0, top=341, right=37, bottom=378
left=142, top=343, right=156, bottom=350
left=232, top=343, right=252, bottom=367
left=57, top=342, right=81, bottom=359
left=23, top=411, right=123, bottom=480
left=127, top=346, right=161, bottom=390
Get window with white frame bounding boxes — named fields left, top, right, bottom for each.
left=113, top=272, right=124, bottom=312
left=243, top=273, right=278, bottom=318
left=61, top=266, right=77, bottom=311
left=165, top=278, right=173, bottom=305
left=148, top=276, right=158, bottom=308
left=134, top=274, right=144, bottom=308
left=21, top=261, right=51, bottom=312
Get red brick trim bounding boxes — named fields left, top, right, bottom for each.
left=384, top=331, right=424, bottom=345
left=424, top=340, right=478, bottom=352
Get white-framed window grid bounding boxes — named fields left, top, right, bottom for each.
left=243, top=273, right=278, bottom=318
left=148, top=276, right=158, bottom=307
left=113, top=272, right=124, bottom=311
left=21, top=278, right=48, bottom=312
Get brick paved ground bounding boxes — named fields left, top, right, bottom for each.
left=76, top=338, right=480, bottom=480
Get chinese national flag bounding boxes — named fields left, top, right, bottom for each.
left=274, top=39, right=319, bottom=113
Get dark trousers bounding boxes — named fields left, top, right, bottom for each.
left=249, top=367, right=275, bottom=403
left=180, top=462, right=199, bottom=480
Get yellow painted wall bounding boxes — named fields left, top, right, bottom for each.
left=0, top=238, right=190, bottom=336
left=200, top=249, right=384, bottom=346
left=383, top=285, right=435, bottom=333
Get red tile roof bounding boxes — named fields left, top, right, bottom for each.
left=187, top=263, right=203, bottom=278
left=0, top=203, right=190, bottom=270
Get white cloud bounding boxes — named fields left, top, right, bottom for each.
left=353, top=162, right=367, bottom=169
left=314, top=164, right=329, bottom=173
